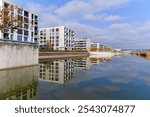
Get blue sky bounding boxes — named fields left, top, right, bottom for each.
left=9, top=0, right=150, bottom=49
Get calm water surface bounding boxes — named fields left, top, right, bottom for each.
left=0, top=55, right=150, bottom=100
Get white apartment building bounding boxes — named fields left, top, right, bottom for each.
left=91, top=42, right=104, bottom=51
left=91, top=42, right=99, bottom=49
left=39, top=26, right=74, bottom=50
left=74, top=38, right=91, bottom=51
left=39, top=60, right=74, bottom=84
left=0, top=0, right=38, bottom=43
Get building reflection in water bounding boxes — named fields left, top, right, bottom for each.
left=0, top=66, right=38, bottom=100
left=39, top=56, right=112, bottom=84
left=39, top=60, right=75, bottom=84
left=74, top=55, right=112, bottom=70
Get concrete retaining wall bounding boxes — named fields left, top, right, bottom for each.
left=39, top=52, right=89, bottom=60
left=0, top=66, right=38, bottom=99
left=89, top=52, right=114, bottom=58
left=0, top=40, right=39, bottom=70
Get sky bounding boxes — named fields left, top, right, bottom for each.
left=7, top=0, right=150, bottom=49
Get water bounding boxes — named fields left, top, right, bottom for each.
left=0, top=55, right=150, bottom=100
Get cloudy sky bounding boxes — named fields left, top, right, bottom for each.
left=8, top=0, right=150, bottom=49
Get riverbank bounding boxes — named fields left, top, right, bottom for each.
left=39, top=52, right=89, bottom=60
left=131, top=51, right=150, bottom=60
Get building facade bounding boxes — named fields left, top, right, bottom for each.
left=0, top=0, right=38, bottom=43
left=74, top=38, right=91, bottom=51
left=91, top=42, right=105, bottom=51
left=39, top=26, right=74, bottom=50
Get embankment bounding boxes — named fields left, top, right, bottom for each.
left=0, top=40, right=39, bottom=70
left=39, top=52, right=89, bottom=60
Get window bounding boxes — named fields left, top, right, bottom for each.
left=24, top=11, right=29, bottom=17
left=31, top=32, right=34, bottom=37
left=24, top=17, right=29, bottom=23
left=32, top=14, right=34, bottom=19
left=18, top=29, right=23, bottom=34
left=35, top=15, right=38, bottom=20
left=56, top=43, right=59, bottom=46
left=17, top=35, right=22, bottom=41
left=24, top=24, right=29, bottom=30
left=56, top=36, right=59, bottom=39
left=24, top=37, right=28, bottom=42
left=24, top=30, right=29, bottom=36
left=56, top=28, right=59, bottom=32
left=11, top=29, right=14, bottom=33
left=18, top=8, right=23, bottom=15
left=10, top=34, right=13, bottom=40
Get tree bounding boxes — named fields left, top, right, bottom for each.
left=0, top=4, right=23, bottom=38
left=47, top=40, right=53, bottom=49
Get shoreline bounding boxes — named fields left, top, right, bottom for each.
left=39, top=52, right=89, bottom=60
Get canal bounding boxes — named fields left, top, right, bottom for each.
left=0, top=55, right=150, bottom=100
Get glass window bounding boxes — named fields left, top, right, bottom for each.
left=56, top=36, right=59, bottom=39
left=10, top=34, right=13, bottom=40
left=24, top=24, right=29, bottom=30
left=24, top=17, right=29, bottom=23
left=17, top=35, right=22, bottom=41
left=24, top=30, right=28, bottom=36
left=56, top=28, right=59, bottom=32
left=18, top=29, right=23, bottom=34
left=24, top=37, right=28, bottom=42
left=24, top=11, right=29, bottom=17
left=18, top=8, right=23, bottom=15
left=32, top=14, right=34, bottom=19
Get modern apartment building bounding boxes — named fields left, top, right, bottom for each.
left=90, top=42, right=104, bottom=51
left=0, top=0, right=38, bottom=43
left=74, top=38, right=91, bottom=51
left=39, top=26, right=74, bottom=50
left=39, top=60, right=74, bottom=84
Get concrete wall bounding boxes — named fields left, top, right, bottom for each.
left=0, top=40, right=39, bottom=70
left=89, top=52, right=114, bottom=58
left=0, top=66, right=38, bottom=99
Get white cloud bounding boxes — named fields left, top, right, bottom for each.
left=84, top=13, right=123, bottom=21
left=55, top=0, right=127, bottom=21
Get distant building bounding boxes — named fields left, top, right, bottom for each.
left=91, top=42, right=100, bottom=51
left=74, top=38, right=91, bottom=51
left=0, top=0, right=38, bottom=43
left=39, top=26, right=74, bottom=50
